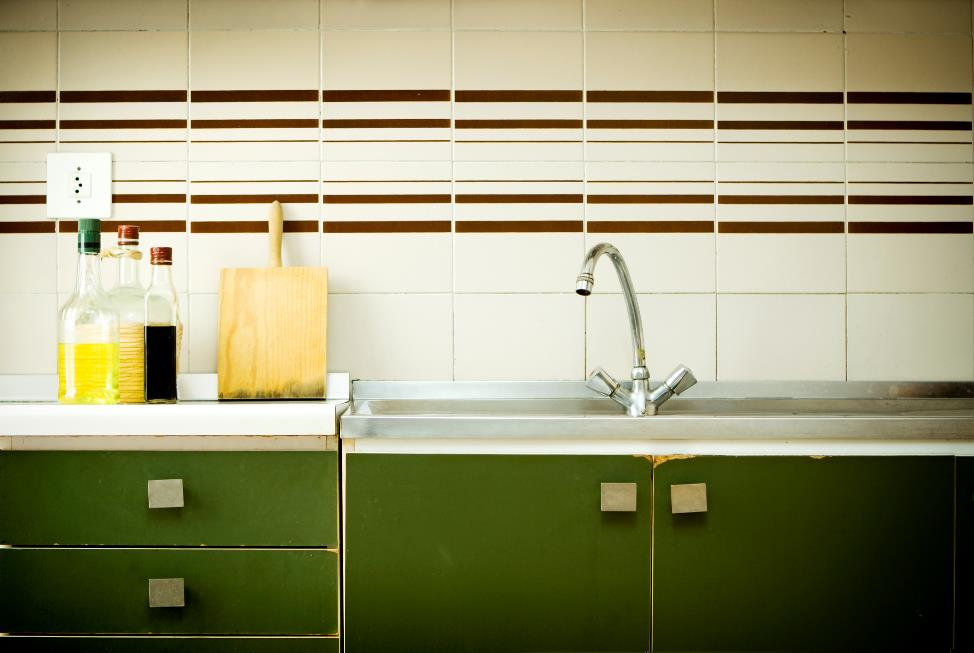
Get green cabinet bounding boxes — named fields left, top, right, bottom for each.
left=652, top=456, right=954, bottom=651
left=958, top=457, right=973, bottom=651
left=344, top=454, right=652, bottom=653
left=3, top=637, right=340, bottom=652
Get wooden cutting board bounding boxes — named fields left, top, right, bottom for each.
left=217, top=201, right=327, bottom=399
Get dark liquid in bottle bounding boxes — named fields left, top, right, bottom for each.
left=145, top=325, right=177, bottom=402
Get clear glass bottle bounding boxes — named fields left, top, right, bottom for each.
left=144, top=247, right=179, bottom=403
left=58, top=218, right=120, bottom=404
left=107, top=225, right=146, bottom=403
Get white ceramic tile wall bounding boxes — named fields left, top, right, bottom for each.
left=0, top=0, right=972, bottom=382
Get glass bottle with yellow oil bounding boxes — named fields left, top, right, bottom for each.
left=107, top=224, right=146, bottom=403
left=58, top=218, right=120, bottom=404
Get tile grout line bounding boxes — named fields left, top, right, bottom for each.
left=712, top=0, right=719, bottom=383
left=184, top=0, right=192, bottom=370
left=582, top=0, right=588, bottom=381
left=450, top=0, right=457, bottom=381
left=843, top=0, right=850, bottom=381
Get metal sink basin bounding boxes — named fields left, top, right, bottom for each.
left=342, top=381, right=974, bottom=440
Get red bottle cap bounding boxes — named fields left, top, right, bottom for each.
left=117, top=224, right=139, bottom=245
left=150, top=246, right=173, bottom=265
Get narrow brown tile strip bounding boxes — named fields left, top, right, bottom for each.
left=455, top=90, right=582, bottom=102
left=455, top=119, right=582, bottom=129
left=0, top=91, right=56, bottom=103
left=0, top=120, right=56, bottom=130
left=457, top=194, right=583, bottom=204
left=112, top=194, right=186, bottom=204
left=456, top=220, right=582, bottom=233
left=0, top=221, right=55, bottom=234
left=588, top=194, right=713, bottom=204
left=719, top=221, right=844, bottom=234
left=191, top=90, right=318, bottom=102
left=192, top=119, right=317, bottom=129
left=0, top=195, right=44, bottom=204
left=191, top=194, right=318, bottom=204
left=323, top=119, right=450, bottom=128
left=59, top=219, right=187, bottom=233
left=324, top=194, right=450, bottom=204
left=717, top=91, right=843, bottom=104
left=848, top=120, right=973, bottom=130
left=718, top=120, right=843, bottom=130
left=719, top=195, right=843, bottom=204
left=191, top=220, right=318, bottom=233
left=323, top=90, right=450, bottom=102
left=60, top=90, right=187, bottom=103
left=587, top=119, right=713, bottom=129
left=324, top=220, right=451, bottom=233
left=586, top=91, right=713, bottom=103
left=849, top=221, right=973, bottom=234
left=847, top=92, right=972, bottom=104
left=849, top=195, right=972, bottom=205
left=60, top=119, right=187, bottom=129
left=587, top=220, right=714, bottom=233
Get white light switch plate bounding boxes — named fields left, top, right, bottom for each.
left=46, top=152, right=112, bottom=218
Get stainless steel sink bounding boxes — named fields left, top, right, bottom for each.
left=341, top=381, right=974, bottom=440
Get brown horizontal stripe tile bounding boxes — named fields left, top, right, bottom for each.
left=719, top=221, right=844, bottom=234
left=323, top=118, right=450, bottom=128
left=587, top=119, right=713, bottom=129
left=192, top=119, right=317, bottom=129
left=0, top=195, right=44, bottom=204
left=587, top=220, right=714, bottom=233
left=324, top=220, right=450, bottom=233
left=849, top=221, right=973, bottom=234
left=59, top=219, right=187, bottom=233
left=324, top=194, right=449, bottom=204
left=718, top=120, right=843, bottom=130
left=587, top=90, right=713, bottom=103
left=0, top=120, right=55, bottom=130
left=0, top=91, right=56, bottom=103
left=849, top=195, right=972, bottom=205
left=456, top=194, right=582, bottom=204
left=191, top=220, right=318, bottom=233
left=455, top=119, right=582, bottom=129
left=588, top=194, right=713, bottom=204
left=113, top=194, right=186, bottom=203
left=323, top=90, right=450, bottom=102
left=61, top=119, right=186, bottom=129
left=848, top=120, right=972, bottom=130
left=60, top=90, right=187, bottom=103
left=719, top=195, right=843, bottom=205
left=847, top=92, right=972, bottom=105
left=0, top=221, right=55, bottom=234
left=191, top=90, right=318, bottom=102
left=717, top=91, right=842, bottom=104
left=455, top=90, right=582, bottom=103
left=192, top=194, right=318, bottom=204
left=456, top=220, right=582, bottom=233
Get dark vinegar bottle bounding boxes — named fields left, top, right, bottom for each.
left=144, top=247, right=179, bottom=402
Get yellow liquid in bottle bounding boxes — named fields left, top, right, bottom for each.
left=58, top=343, right=121, bottom=404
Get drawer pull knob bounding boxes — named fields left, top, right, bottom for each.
left=601, top=482, right=637, bottom=512
left=671, top=482, right=708, bottom=514
left=148, top=578, right=185, bottom=608
left=147, top=478, right=184, bottom=509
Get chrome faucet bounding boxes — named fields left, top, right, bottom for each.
left=575, top=243, right=697, bottom=416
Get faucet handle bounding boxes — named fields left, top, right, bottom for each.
left=663, top=365, right=697, bottom=395
left=586, top=367, right=620, bottom=397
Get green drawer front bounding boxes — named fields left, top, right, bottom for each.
left=0, top=548, right=338, bottom=635
left=0, top=451, right=337, bottom=546
left=3, top=637, right=340, bottom=652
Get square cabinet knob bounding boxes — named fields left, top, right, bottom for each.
left=671, top=482, right=708, bottom=514
left=148, top=578, right=185, bottom=608
left=601, top=482, right=638, bottom=512
left=148, top=478, right=184, bottom=509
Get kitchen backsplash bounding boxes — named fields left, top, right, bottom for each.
left=1, top=0, right=972, bottom=382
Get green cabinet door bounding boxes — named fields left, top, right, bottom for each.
left=958, top=457, right=973, bottom=651
left=3, top=637, right=340, bottom=652
left=345, top=454, right=652, bottom=653
left=652, top=456, right=954, bottom=652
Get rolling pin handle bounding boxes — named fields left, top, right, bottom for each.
left=269, top=200, right=283, bottom=268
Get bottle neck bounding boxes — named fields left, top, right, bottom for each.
left=149, top=264, right=174, bottom=289
left=75, top=252, right=103, bottom=295
left=117, top=244, right=142, bottom=288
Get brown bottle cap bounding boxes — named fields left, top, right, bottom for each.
left=117, top=224, right=139, bottom=245
left=150, top=246, right=173, bottom=265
